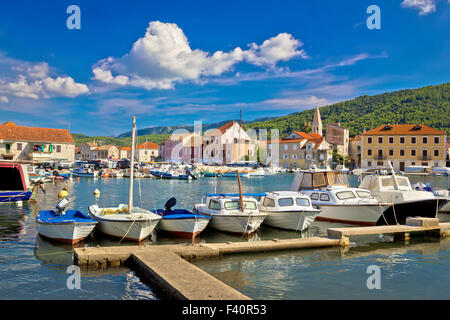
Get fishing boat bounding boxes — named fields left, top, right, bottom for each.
left=151, top=198, right=210, bottom=238
left=259, top=191, right=320, bottom=231
left=358, top=161, right=446, bottom=224
left=87, top=116, right=161, bottom=242
left=194, top=193, right=267, bottom=234
left=412, top=182, right=450, bottom=213
left=291, top=169, right=393, bottom=225
left=72, top=164, right=98, bottom=177
left=0, top=162, right=32, bottom=203
left=36, top=198, right=97, bottom=244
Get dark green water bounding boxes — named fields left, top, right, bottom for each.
left=0, top=174, right=448, bottom=299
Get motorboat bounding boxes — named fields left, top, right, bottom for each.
left=411, top=182, right=450, bottom=213
left=0, top=162, right=32, bottom=203
left=259, top=191, right=320, bottom=231
left=36, top=198, right=97, bottom=244
left=87, top=116, right=161, bottom=242
left=72, top=164, right=98, bottom=177
left=291, top=169, right=393, bottom=225
left=194, top=193, right=267, bottom=235
left=358, top=161, right=446, bottom=224
left=151, top=198, right=210, bottom=238
left=249, top=167, right=265, bottom=176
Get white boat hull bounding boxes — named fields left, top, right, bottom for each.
left=261, top=209, right=319, bottom=231
left=158, top=218, right=210, bottom=238
left=315, top=204, right=389, bottom=225
left=206, top=213, right=267, bottom=234
left=88, top=205, right=161, bottom=242
left=37, top=221, right=97, bottom=244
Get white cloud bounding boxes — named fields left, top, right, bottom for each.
left=0, top=55, right=89, bottom=99
left=401, top=0, right=437, bottom=15
left=93, top=21, right=306, bottom=90
left=0, top=96, right=8, bottom=103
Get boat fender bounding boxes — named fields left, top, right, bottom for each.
left=93, top=188, right=100, bottom=197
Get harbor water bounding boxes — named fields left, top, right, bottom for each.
left=0, top=174, right=449, bottom=299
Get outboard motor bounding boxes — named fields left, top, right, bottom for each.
left=164, top=197, right=177, bottom=212
left=56, top=197, right=70, bottom=215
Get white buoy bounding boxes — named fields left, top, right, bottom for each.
left=16, top=201, right=23, bottom=207
left=93, top=188, right=100, bottom=197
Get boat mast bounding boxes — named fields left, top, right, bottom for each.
left=388, top=160, right=399, bottom=190
left=128, top=116, right=136, bottom=212
left=237, top=172, right=244, bottom=212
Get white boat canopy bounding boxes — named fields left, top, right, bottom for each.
left=291, top=170, right=349, bottom=191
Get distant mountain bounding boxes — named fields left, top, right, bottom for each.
left=116, top=117, right=278, bottom=138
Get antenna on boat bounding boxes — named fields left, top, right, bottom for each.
left=388, top=160, right=399, bottom=190
left=128, top=116, right=136, bottom=213
left=237, top=171, right=244, bottom=212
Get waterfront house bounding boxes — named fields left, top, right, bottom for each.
left=79, top=142, right=97, bottom=161
left=202, top=121, right=257, bottom=164
left=361, top=124, right=447, bottom=171
left=119, top=146, right=131, bottom=160
left=325, top=122, right=350, bottom=156
left=160, top=132, right=202, bottom=163
left=90, top=145, right=120, bottom=161
left=348, top=135, right=361, bottom=167
left=0, top=121, right=75, bottom=163
left=136, top=141, right=159, bottom=163
left=267, top=131, right=332, bottom=170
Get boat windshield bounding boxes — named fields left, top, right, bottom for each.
left=224, top=200, right=257, bottom=210
left=278, top=198, right=294, bottom=207
left=356, top=190, right=374, bottom=199
left=295, top=198, right=310, bottom=206
left=380, top=177, right=410, bottom=188
left=335, top=191, right=356, bottom=200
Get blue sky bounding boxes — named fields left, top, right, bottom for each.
left=0, top=0, right=448, bottom=136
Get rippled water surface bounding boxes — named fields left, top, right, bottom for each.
left=0, top=173, right=448, bottom=299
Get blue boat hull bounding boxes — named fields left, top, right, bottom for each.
left=0, top=191, right=32, bottom=203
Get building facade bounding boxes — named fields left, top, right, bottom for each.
left=361, top=124, right=447, bottom=171
left=90, top=145, right=119, bottom=161
left=348, top=135, right=361, bottom=168
left=0, top=121, right=75, bottom=163
left=325, top=123, right=349, bottom=156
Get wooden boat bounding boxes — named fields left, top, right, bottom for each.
left=259, top=191, right=320, bottom=231
left=0, top=162, right=32, bottom=203
left=72, top=164, right=98, bottom=177
left=36, top=198, right=97, bottom=244
left=152, top=198, right=210, bottom=238
left=87, top=116, right=161, bottom=242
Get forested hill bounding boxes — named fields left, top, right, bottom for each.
left=244, top=82, right=450, bottom=137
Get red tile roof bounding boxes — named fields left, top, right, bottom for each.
left=217, top=121, right=241, bottom=134
left=0, top=121, right=74, bottom=143
left=362, top=124, right=446, bottom=135
left=137, top=142, right=158, bottom=149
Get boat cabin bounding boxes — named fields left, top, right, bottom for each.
left=202, top=195, right=260, bottom=214
left=259, top=191, right=313, bottom=211
left=0, top=162, right=30, bottom=192
left=303, top=188, right=375, bottom=205
left=359, top=174, right=413, bottom=192
left=291, top=170, right=349, bottom=191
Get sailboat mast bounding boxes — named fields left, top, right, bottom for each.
left=237, top=172, right=244, bottom=212
left=129, top=116, right=136, bottom=212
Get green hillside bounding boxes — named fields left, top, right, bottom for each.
left=244, top=82, right=450, bottom=137
left=72, top=133, right=170, bottom=147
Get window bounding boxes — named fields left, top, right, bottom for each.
left=367, top=149, right=372, bottom=156
left=284, top=145, right=288, bottom=151
left=434, top=150, right=439, bottom=157
left=209, top=200, right=221, bottom=210
left=422, top=150, right=428, bottom=157
left=368, top=161, right=372, bottom=167
left=389, top=149, right=394, bottom=156
left=319, top=193, right=330, bottom=201
left=378, top=137, right=383, bottom=144
left=411, top=162, right=415, bottom=165
left=243, top=201, right=257, bottom=210
left=388, top=137, right=394, bottom=144
left=16, top=143, right=22, bottom=151
left=356, top=190, right=374, bottom=199
left=295, top=198, right=310, bottom=206
left=434, top=137, right=440, bottom=144
left=310, top=193, right=319, bottom=200
left=400, top=137, right=405, bottom=144
left=377, top=161, right=384, bottom=166
left=367, top=137, right=372, bottom=144
left=292, top=154, right=297, bottom=159
left=278, top=198, right=294, bottom=207
left=263, top=197, right=275, bottom=207
left=400, top=149, right=405, bottom=156
left=56, top=145, right=61, bottom=153
left=293, top=145, right=297, bottom=150
left=224, top=201, right=240, bottom=210
left=411, top=137, right=416, bottom=144
left=283, top=154, right=288, bottom=159
left=336, top=191, right=356, bottom=200
left=423, top=137, right=428, bottom=144
left=411, top=149, right=416, bottom=157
